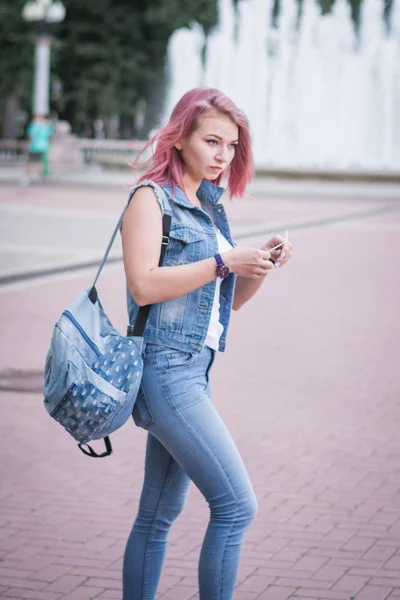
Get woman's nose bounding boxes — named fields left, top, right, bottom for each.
left=216, top=146, right=228, bottom=162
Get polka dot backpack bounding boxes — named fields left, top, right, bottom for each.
left=43, top=190, right=171, bottom=457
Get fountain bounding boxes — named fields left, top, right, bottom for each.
left=164, top=0, right=400, bottom=172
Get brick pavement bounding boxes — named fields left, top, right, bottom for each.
left=0, top=184, right=400, bottom=599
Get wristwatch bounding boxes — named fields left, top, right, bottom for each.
left=214, top=254, right=230, bottom=279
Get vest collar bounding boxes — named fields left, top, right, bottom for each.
left=164, top=179, right=225, bottom=208
left=197, top=179, right=225, bottom=205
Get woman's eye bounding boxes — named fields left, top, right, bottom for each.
left=229, top=144, right=238, bottom=150
left=207, top=139, right=218, bottom=145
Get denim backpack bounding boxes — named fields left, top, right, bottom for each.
left=43, top=184, right=171, bottom=457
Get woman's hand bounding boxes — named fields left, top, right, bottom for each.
left=262, top=235, right=293, bottom=268
left=222, top=246, right=275, bottom=279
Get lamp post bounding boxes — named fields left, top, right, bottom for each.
left=22, top=0, right=66, bottom=117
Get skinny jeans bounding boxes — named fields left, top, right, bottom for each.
left=123, top=343, right=258, bottom=600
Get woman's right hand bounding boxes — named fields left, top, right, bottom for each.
left=222, top=247, right=274, bottom=279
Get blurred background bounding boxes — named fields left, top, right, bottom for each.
left=1, top=4, right=400, bottom=599
left=0, top=0, right=399, bottom=178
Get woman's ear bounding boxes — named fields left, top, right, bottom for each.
left=175, top=142, right=183, bottom=151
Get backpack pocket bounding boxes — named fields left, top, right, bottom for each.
left=50, top=361, right=127, bottom=443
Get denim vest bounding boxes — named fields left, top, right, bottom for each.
left=126, top=179, right=236, bottom=352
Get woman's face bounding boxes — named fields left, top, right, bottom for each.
left=176, top=108, right=239, bottom=183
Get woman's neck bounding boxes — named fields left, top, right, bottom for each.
left=181, top=173, right=202, bottom=207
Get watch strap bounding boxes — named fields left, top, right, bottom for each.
left=214, top=253, right=224, bottom=268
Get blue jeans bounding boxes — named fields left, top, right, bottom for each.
left=123, top=344, right=258, bottom=600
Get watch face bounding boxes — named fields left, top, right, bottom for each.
left=216, top=264, right=229, bottom=278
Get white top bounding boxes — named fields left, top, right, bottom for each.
left=205, top=229, right=233, bottom=351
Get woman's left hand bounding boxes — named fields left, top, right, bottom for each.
left=261, top=235, right=292, bottom=268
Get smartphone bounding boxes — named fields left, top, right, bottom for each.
left=269, top=232, right=288, bottom=264
left=269, top=240, right=286, bottom=252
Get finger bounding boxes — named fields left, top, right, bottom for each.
left=270, top=250, right=281, bottom=263
left=267, top=235, right=284, bottom=246
left=258, top=261, right=274, bottom=273
left=260, top=249, right=271, bottom=261
left=270, top=248, right=281, bottom=257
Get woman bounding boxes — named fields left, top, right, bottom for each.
left=121, top=87, right=292, bottom=600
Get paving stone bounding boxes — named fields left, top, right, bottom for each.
left=312, top=565, right=348, bottom=583
left=342, top=536, right=377, bottom=552
left=332, top=574, right=369, bottom=593
left=236, top=574, right=275, bottom=593
left=354, top=585, right=393, bottom=599
left=82, top=579, right=122, bottom=591
left=96, top=591, right=121, bottom=599
left=257, top=586, right=296, bottom=599
left=62, top=587, right=104, bottom=600
left=291, top=589, right=354, bottom=599
left=0, top=578, right=44, bottom=592
left=158, top=585, right=197, bottom=600
left=3, top=590, right=63, bottom=600
left=44, top=576, right=88, bottom=594
left=29, top=565, right=73, bottom=582
left=293, top=557, right=328, bottom=573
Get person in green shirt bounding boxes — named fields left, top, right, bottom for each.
left=22, top=115, right=53, bottom=184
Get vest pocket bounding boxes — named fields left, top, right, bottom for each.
left=164, top=226, right=206, bottom=266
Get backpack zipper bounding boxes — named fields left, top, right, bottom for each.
left=62, top=310, right=101, bottom=357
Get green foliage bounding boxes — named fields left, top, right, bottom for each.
left=0, top=0, right=32, bottom=107
left=54, top=0, right=218, bottom=137
left=0, top=0, right=218, bottom=138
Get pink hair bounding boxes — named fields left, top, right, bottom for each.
left=134, top=88, right=254, bottom=198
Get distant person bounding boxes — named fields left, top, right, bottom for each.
left=22, top=114, right=53, bottom=185
left=121, top=88, right=293, bottom=599
left=94, top=118, right=105, bottom=139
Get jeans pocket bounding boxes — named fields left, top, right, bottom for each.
left=158, top=349, right=196, bottom=372
left=132, top=387, right=155, bottom=430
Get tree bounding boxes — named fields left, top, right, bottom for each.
left=0, top=0, right=32, bottom=137
left=0, top=0, right=218, bottom=139
left=54, top=0, right=218, bottom=138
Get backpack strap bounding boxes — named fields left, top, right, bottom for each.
left=89, top=182, right=172, bottom=297
left=129, top=211, right=171, bottom=337
left=78, top=436, right=113, bottom=458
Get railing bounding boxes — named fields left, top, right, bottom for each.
left=0, top=140, right=29, bottom=163
left=0, top=138, right=147, bottom=167
left=77, top=139, right=146, bottom=165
